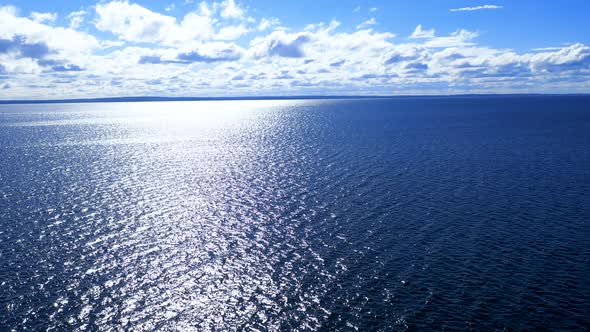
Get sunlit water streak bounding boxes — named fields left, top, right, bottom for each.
left=1, top=97, right=589, bottom=331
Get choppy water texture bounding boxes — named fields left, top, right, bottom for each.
left=1, top=96, right=589, bottom=331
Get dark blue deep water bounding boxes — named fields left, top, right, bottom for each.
left=1, top=96, right=589, bottom=331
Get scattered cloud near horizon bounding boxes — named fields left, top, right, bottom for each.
left=0, top=1, right=589, bottom=99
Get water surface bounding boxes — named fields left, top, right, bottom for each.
left=1, top=96, right=589, bottom=330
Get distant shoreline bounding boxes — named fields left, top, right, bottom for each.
left=1, top=94, right=588, bottom=105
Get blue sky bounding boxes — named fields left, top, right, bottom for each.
left=1, top=0, right=589, bottom=99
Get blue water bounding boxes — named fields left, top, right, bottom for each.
left=1, top=96, right=589, bottom=331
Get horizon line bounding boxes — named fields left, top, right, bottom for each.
left=1, top=93, right=589, bottom=105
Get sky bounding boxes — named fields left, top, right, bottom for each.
left=1, top=0, right=589, bottom=99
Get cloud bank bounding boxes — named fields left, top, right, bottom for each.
left=0, top=2, right=588, bottom=99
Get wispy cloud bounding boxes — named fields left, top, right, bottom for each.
left=532, top=47, right=564, bottom=52
left=356, top=17, right=377, bottom=30
left=257, top=17, right=280, bottom=31
left=410, top=24, right=435, bottom=39
left=450, top=5, right=502, bottom=12
left=67, top=10, right=86, bottom=29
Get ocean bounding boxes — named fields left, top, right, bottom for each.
left=1, top=96, right=589, bottom=330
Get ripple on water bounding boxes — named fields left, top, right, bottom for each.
left=1, top=97, right=590, bottom=331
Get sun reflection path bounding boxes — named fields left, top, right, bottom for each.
left=35, top=100, right=335, bottom=331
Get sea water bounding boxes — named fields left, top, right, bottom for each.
left=1, top=96, right=589, bottom=330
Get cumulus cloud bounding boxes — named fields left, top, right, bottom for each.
left=250, top=31, right=311, bottom=58
left=177, top=46, right=242, bottom=63
left=0, top=6, right=99, bottom=53
left=220, top=0, right=244, bottom=19
left=0, top=5, right=99, bottom=82
left=95, top=1, right=184, bottom=44
left=30, top=12, right=57, bottom=24
left=1, top=2, right=589, bottom=99
left=94, top=1, right=251, bottom=45
left=0, top=35, right=51, bottom=59
left=530, top=43, right=590, bottom=72
left=137, top=42, right=243, bottom=65
left=216, top=25, right=250, bottom=40
left=450, top=5, right=503, bottom=12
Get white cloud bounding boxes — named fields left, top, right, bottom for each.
left=369, top=7, right=377, bottom=12
left=0, top=5, right=99, bottom=89
left=1, top=3, right=589, bottom=99
left=94, top=1, right=251, bottom=45
left=175, top=42, right=244, bottom=63
left=180, top=11, right=217, bottom=40
left=249, top=30, right=312, bottom=58
left=0, top=5, right=16, bottom=16
left=529, top=43, right=590, bottom=68
left=220, top=0, right=244, bottom=19
left=410, top=24, right=435, bottom=39
left=30, top=12, right=57, bottom=24
left=531, top=47, right=563, bottom=52
left=423, top=29, right=478, bottom=48
left=356, top=18, right=377, bottom=30
left=450, top=5, right=503, bottom=12
left=100, top=40, right=126, bottom=48
left=165, top=4, right=175, bottom=12
left=198, top=2, right=213, bottom=17
left=258, top=17, right=280, bottom=31
left=249, top=20, right=396, bottom=72
left=95, top=1, right=181, bottom=44
left=353, top=6, right=361, bottom=13
left=67, top=10, right=87, bottom=29
left=216, top=25, right=250, bottom=40
left=0, top=6, right=99, bottom=53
